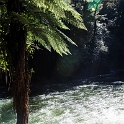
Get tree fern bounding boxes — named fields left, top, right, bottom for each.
left=23, top=0, right=86, bottom=55
left=0, top=1, right=87, bottom=123
left=0, top=0, right=87, bottom=66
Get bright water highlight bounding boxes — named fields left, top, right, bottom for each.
left=0, top=82, right=124, bottom=124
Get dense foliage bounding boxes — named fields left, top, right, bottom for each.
left=0, top=0, right=87, bottom=124
left=47, top=0, right=124, bottom=79
left=0, top=0, right=86, bottom=70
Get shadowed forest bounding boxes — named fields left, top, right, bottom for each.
left=28, top=0, right=124, bottom=94
left=0, top=0, right=124, bottom=124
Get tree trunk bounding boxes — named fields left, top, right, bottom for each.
left=7, top=0, right=30, bottom=124
left=9, top=23, right=29, bottom=124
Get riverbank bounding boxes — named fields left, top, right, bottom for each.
left=1, top=70, right=124, bottom=98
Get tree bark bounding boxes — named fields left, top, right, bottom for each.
left=7, top=0, right=30, bottom=124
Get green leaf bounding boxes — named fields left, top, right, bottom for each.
left=87, top=0, right=102, bottom=12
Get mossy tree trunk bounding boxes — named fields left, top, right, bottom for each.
left=7, top=0, right=30, bottom=124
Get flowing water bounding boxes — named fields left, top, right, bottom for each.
left=0, top=81, right=124, bottom=124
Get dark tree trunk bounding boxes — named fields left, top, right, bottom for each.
left=9, top=22, right=29, bottom=124
left=7, top=0, right=30, bottom=124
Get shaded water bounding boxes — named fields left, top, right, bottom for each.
left=0, top=81, right=124, bottom=124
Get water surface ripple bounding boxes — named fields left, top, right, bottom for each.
left=0, top=82, right=124, bottom=124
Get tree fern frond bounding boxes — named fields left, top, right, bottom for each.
left=21, top=6, right=67, bottom=30
left=64, top=11, right=87, bottom=30
left=30, top=24, right=71, bottom=55
left=28, top=30, right=51, bottom=51
left=31, top=0, right=66, bottom=18
left=26, top=0, right=87, bottom=30
left=22, top=0, right=87, bottom=55
left=57, top=29, right=77, bottom=46
left=10, top=12, right=29, bottom=25
left=32, top=10, right=70, bottom=30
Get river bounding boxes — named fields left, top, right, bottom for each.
left=0, top=80, right=124, bottom=124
